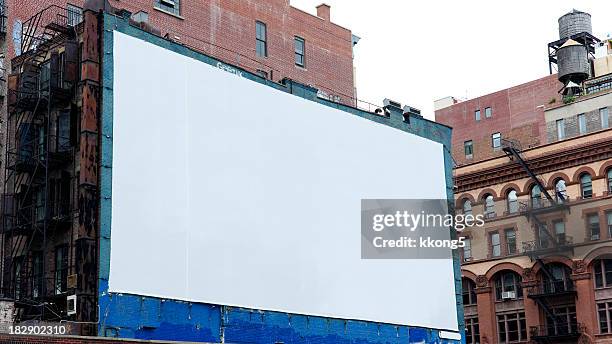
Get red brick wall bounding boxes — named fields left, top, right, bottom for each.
left=434, top=74, right=562, bottom=165
left=6, top=0, right=355, bottom=101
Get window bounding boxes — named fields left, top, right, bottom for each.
left=37, top=125, right=45, bottom=159
left=556, top=119, right=566, bottom=139
left=256, top=21, right=267, bottom=57
left=507, top=189, right=518, bottom=214
left=598, top=302, right=612, bottom=333
left=54, top=245, right=68, bottom=294
left=57, top=111, right=71, bottom=152
left=555, top=179, right=568, bottom=202
left=538, top=224, right=550, bottom=249
left=546, top=306, right=577, bottom=336
left=155, top=0, right=180, bottom=16
left=462, top=278, right=477, bottom=305
left=491, top=232, right=501, bottom=257
left=607, top=212, right=612, bottom=239
left=294, top=36, right=305, bottom=67
left=463, top=237, right=472, bottom=261
left=607, top=168, right=612, bottom=193
left=32, top=251, right=43, bottom=298
left=67, top=4, right=83, bottom=27
left=494, top=271, right=523, bottom=301
left=484, top=194, right=495, bottom=218
left=35, top=187, right=44, bottom=222
left=497, top=312, right=527, bottom=343
left=466, top=317, right=480, bottom=344
left=578, top=113, right=587, bottom=134
left=531, top=184, right=542, bottom=209
left=542, top=264, right=572, bottom=293
left=580, top=173, right=592, bottom=199
left=39, top=61, right=50, bottom=92
left=492, top=132, right=501, bottom=148
left=13, top=256, right=23, bottom=299
left=602, top=107, right=610, bottom=129
left=485, top=107, right=492, bottom=118
left=475, top=109, right=481, bottom=121
left=554, top=220, right=566, bottom=244
left=588, top=213, right=600, bottom=241
left=594, top=259, right=612, bottom=288
left=462, top=199, right=472, bottom=215
left=464, top=140, right=473, bottom=158
left=505, top=229, right=516, bottom=255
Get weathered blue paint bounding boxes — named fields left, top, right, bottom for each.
left=99, top=11, right=464, bottom=344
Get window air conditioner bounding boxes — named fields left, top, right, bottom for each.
left=501, top=291, right=516, bottom=300
left=67, top=294, right=77, bottom=315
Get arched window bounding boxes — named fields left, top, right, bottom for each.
left=580, top=173, right=593, bottom=199
left=463, top=199, right=472, bottom=215
left=607, top=169, right=612, bottom=194
left=594, top=259, right=612, bottom=288
left=541, top=263, right=572, bottom=293
left=484, top=194, right=495, bottom=218
left=462, top=278, right=477, bottom=305
left=494, top=271, right=523, bottom=301
left=555, top=179, right=568, bottom=203
left=507, top=189, right=518, bottom=214
left=531, top=184, right=542, bottom=209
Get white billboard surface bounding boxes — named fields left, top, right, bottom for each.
left=110, top=31, right=458, bottom=331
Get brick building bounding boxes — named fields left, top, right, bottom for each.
left=434, top=75, right=562, bottom=166
left=435, top=9, right=612, bottom=344
left=0, top=1, right=462, bottom=343
left=4, top=0, right=357, bottom=101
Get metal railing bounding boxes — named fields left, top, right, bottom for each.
left=522, top=235, right=574, bottom=254
left=528, top=279, right=575, bottom=297
left=530, top=322, right=581, bottom=338
left=20, top=5, right=81, bottom=54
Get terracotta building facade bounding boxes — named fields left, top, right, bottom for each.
left=436, top=42, right=612, bottom=344
left=454, top=127, right=612, bottom=343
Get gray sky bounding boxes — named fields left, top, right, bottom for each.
left=290, top=0, right=612, bottom=120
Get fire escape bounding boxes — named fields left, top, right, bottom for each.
left=1, top=5, right=80, bottom=321
left=501, top=139, right=581, bottom=343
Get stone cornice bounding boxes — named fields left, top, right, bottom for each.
left=456, top=137, right=612, bottom=192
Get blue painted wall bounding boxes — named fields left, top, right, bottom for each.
left=99, top=11, right=464, bottom=344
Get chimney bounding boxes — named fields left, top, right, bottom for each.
left=316, top=3, right=330, bottom=21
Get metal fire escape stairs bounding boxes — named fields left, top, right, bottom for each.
left=500, top=139, right=577, bottom=340
left=2, top=5, right=77, bottom=321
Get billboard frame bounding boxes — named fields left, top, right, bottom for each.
left=98, top=11, right=464, bottom=343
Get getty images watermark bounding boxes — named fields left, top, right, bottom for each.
left=361, top=199, right=485, bottom=259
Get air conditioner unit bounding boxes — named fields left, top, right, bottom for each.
left=67, top=294, right=77, bottom=316
left=501, top=291, right=516, bottom=300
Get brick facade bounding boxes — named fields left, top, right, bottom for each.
left=5, top=0, right=355, bottom=102
left=435, top=74, right=562, bottom=165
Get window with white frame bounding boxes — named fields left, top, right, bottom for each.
left=155, top=0, right=180, bottom=16
left=491, top=232, right=501, bottom=257
left=578, top=113, right=587, bottom=134
left=594, top=259, right=612, bottom=288
left=601, top=107, right=610, bottom=129
left=557, top=119, right=566, bottom=139
left=463, top=238, right=472, bottom=261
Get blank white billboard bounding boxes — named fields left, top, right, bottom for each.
left=109, top=31, right=458, bottom=331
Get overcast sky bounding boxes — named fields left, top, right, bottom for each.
left=290, top=0, right=612, bottom=120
